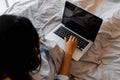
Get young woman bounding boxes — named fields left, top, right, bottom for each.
left=0, top=15, right=78, bottom=80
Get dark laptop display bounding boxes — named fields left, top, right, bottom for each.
left=62, top=1, right=103, bottom=41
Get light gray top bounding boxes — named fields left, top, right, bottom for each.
left=30, top=45, right=69, bottom=80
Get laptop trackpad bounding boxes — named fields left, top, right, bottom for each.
left=57, top=39, right=84, bottom=61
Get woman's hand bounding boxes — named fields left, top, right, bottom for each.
left=64, top=35, right=78, bottom=56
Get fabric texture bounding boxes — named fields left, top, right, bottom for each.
left=4, top=0, right=120, bottom=80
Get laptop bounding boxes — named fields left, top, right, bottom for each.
left=45, top=1, right=103, bottom=61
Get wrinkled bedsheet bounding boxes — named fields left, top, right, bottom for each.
left=4, top=0, right=120, bottom=80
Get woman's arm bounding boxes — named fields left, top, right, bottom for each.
left=59, top=36, right=78, bottom=76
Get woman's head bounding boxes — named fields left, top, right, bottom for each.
left=0, top=15, right=40, bottom=80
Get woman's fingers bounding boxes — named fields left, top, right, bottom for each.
left=64, top=37, right=67, bottom=42
left=65, top=36, right=78, bottom=42
left=68, top=35, right=73, bottom=41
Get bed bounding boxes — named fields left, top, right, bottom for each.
left=4, top=0, right=120, bottom=80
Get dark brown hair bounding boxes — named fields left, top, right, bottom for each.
left=0, top=15, right=41, bottom=80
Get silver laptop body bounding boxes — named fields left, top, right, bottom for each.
left=45, top=1, right=103, bottom=61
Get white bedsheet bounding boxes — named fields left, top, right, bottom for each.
left=4, top=0, right=120, bottom=80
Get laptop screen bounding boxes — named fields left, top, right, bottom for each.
left=62, top=1, right=103, bottom=41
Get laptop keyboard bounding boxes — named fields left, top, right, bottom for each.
left=54, top=26, right=89, bottom=50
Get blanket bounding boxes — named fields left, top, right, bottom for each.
left=4, top=0, right=120, bottom=80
